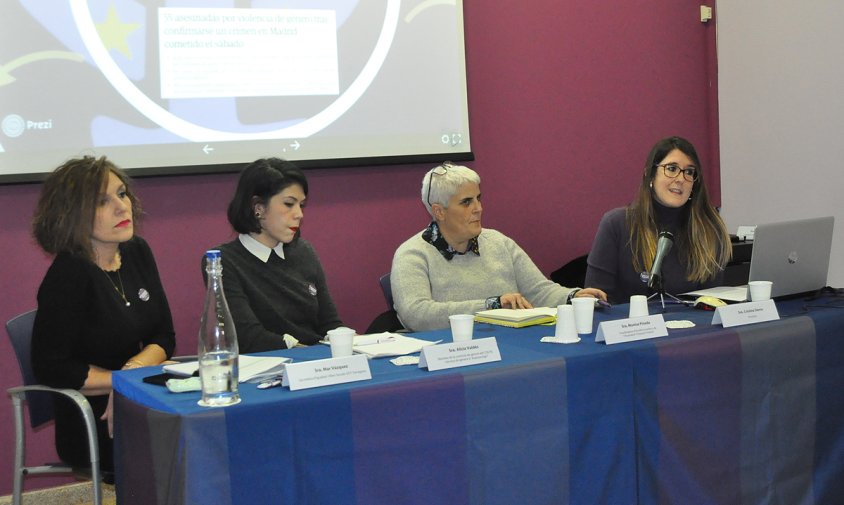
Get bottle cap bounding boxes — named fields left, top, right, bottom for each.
left=205, top=249, right=221, bottom=259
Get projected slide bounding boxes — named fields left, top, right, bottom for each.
left=0, top=0, right=470, bottom=180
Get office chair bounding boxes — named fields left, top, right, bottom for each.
left=550, top=254, right=589, bottom=288
left=378, top=272, right=394, bottom=310
left=366, top=273, right=404, bottom=334
left=6, top=310, right=102, bottom=505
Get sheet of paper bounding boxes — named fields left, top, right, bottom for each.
left=351, top=332, right=396, bottom=346
left=682, top=285, right=748, bottom=302
left=319, top=332, right=398, bottom=346
left=353, top=334, right=440, bottom=358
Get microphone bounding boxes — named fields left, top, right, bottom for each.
left=648, top=231, right=674, bottom=289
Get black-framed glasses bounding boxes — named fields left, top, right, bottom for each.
left=426, top=162, right=453, bottom=206
left=657, top=163, right=698, bottom=182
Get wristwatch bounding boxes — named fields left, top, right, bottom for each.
left=485, top=296, right=502, bottom=309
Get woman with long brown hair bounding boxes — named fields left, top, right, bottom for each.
left=585, top=136, right=732, bottom=304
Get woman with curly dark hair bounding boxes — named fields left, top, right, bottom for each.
left=32, top=156, right=175, bottom=477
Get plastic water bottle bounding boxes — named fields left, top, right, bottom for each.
left=198, top=250, right=240, bottom=407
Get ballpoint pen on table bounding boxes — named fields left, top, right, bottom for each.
left=257, top=375, right=284, bottom=389
left=257, top=375, right=281, bottom=389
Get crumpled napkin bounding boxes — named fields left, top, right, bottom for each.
left=390, top=355, right=420, bottom=366
left=166, top=376, right=202, bottom=393
left=665, top=320, right=695, bottom=329
left=540, top=336, right=581, bottom=344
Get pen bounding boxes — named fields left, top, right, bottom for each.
left=353, top=335, right=396, bottom=346
left=257, top=377, right=283, bottom=389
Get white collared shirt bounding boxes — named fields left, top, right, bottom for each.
left=238, top=233, right=285, bottom=262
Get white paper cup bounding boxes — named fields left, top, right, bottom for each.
left=748, top=280, right=773, bottom=302
left=629, top=295, right=649, bottom=318
left=554, top=305, right=579, bottom=341
left=571, top=297, right=597, bottom=334
left=449, top=314, right=475, bottom=342
left=327, top=327, right=355, bottom=357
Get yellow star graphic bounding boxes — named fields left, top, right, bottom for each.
left=95, top=4, right=141, bottom=59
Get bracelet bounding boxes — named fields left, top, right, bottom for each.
left=123, top=359, right=145, bottom=369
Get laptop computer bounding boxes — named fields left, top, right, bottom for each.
left=684, top=216, right=835, bottom=301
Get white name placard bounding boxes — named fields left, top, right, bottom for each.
left=595, top=314, right=668, bottom=345
left=712, top=299, right=779, bottom=328
left=282, top=354, right=371, bottom=391
left=419, top=337, right=501, bottom=371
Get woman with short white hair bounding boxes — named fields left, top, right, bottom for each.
left=390, top=162, right=606, bottom=331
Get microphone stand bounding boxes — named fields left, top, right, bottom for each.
left=647, top=273, right=682, bottom=310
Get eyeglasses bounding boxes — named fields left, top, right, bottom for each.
left=657, top=163, right=698, bottom=182
left=426, top=162, right=453, bottom=206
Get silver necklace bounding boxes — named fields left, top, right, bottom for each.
left=104, top=269, right=131, bottom=307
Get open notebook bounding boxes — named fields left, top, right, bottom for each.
left=684, top=216, right=834, bottom=301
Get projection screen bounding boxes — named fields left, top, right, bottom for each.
left=0, top=0, right=472, bottom=182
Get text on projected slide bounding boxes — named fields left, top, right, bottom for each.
left=158, top=8, right=339, bottom=99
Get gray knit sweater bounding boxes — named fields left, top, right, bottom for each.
left=391, top=228, right=577, bottom=331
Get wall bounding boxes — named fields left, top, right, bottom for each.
left=717, top=0, right=844, bottom=286
left=0, top=0, right=717, bottom=494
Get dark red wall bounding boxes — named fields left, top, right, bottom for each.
left=0, top=0, right=718, bottom=494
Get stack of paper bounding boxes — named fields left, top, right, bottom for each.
left=682, top=286, right=749, bottom=302
left=352, top=333, right=440, bottom=358
left=474, top=307, right=557, bottom=328
left=163, top=355, right=291, bottom=383
left=319, top=332, right=398, bottom=346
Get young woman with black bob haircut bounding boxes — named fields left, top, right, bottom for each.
left=585, top=136, right=732, bottom=304
left=31, top=156, right=175, bottom=476
left=205, top=157, right=343, bottom=352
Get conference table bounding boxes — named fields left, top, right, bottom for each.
left=112, top=294, right=844, bottom=505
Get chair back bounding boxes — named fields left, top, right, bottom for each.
left=6, top=309, right=55, bottom=428
left=550, top=254, right=589, bottom=289
left=379, top=273, right=394, bottom=310
left=364, top=309, right=404, bottom=334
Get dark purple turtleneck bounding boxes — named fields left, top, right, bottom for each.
left=585, top=201, right=723, bottom=304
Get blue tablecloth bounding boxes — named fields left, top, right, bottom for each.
left=113, top=296, right=844, bottom=505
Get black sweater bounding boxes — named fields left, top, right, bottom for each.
left=204, top=237, right=342, bottom=352
left=32, top=236, right=175, bottom=470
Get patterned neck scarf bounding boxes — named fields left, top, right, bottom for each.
left=422, top=221, right=480, bottom=261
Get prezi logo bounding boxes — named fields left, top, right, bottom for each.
left=2, top=114, right=53, bottom=138
left=2, top=114, right=26, bottom=138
